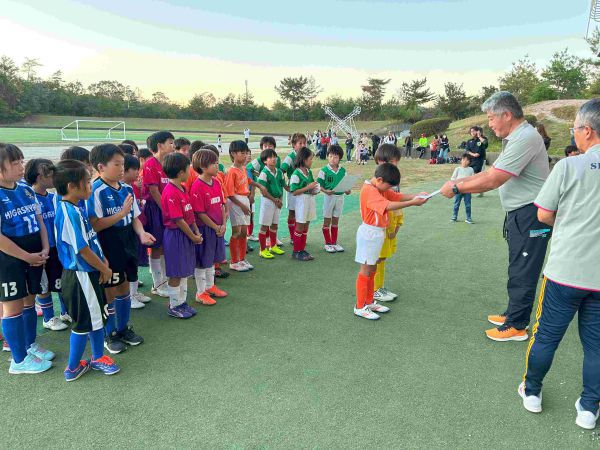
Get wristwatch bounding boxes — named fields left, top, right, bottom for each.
left=452, top=184, right=460, bottom=195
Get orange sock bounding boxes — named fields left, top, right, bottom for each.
left=230, top=237, right=238, bottom=263
left=366, top=272, right=376, bottom=304
left=356, top=273, right=369, bottom=309
left=240, top=236, right=247, bottom=261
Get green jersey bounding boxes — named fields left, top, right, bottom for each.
left=289, top=167, right=314, bottom=193
left=257, top=166, right=285, bottom=199
left=247, top=156, right=281, bottom=179
left=317, top=164, right=346, bottom=195
left=218, top=162, right=225, bottom=174
left=280, top=151, right=297, bottom=179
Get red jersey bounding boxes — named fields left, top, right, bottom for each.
left=161, top=182, right=195, bottom=229
left=190, top=177, right=225, bottom=226
left=142, top=156, right=169, bottom=203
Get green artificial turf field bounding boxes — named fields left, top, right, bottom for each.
left=2, top=176, right=599, bottom=448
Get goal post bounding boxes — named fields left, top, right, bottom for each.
left=60, top=120, right=126, bottom=142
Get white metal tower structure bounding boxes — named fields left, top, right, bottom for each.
left=588, top=0, right=600, bottom=38
left=323, top=106, right=361, bottom=144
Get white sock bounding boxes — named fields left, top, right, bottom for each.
left=179, top=278, right=188, bottom=303
left=168, top=284, right=179, bottom=308
left=159, top=256, right=167, bottom=284
left=194, top=268, right=206, bottom=294
left=205, top=267, right=215, bottom=290
left=150, top=258, right=162, bottom=288
left=130, top=280, right=138, bottom=296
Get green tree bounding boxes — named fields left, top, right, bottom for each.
left=435, top=82, right=470, bottom=119
left=398, top=77, right=435, bottom=107
left=20, top=57, right=42, bottom=81
left=361, top=77, right=391, bottom=118
left=498, top=56, right=540, bottom=104
left=541, top=49, right=587, bottom=99
left=528, top=81, right=559, bottom=103
left=274, top=76, right=319, bottom=119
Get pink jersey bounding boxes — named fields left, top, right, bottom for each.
left=190, top=177, right=225, bottom=226
left=142, top=156, right=169, bottom=203
left=161, top=182, right=195, bottom=229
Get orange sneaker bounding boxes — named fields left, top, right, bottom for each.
left=485, top=326, right=528, bottom=342
left=195, top=292, right=216, bottom=305
left=487, top=314, right=506, bottom=326
left=207, top=285, right=228, bottom=298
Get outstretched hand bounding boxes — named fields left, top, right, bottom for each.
left=440, top=181, right=456, bottom=198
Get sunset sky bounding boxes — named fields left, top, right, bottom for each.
left=0, top=0, right=592, bottom=105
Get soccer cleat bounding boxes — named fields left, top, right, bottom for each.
left=465, top=219, right=474, bottom=224
left=35, top=303, right=43, bottom=317
left=9, top=353, right=52, bottom=374
left=28, top=343, right=56, bottom=361
left=207, top=285, right=228, bottom=298
left=2, top=340, right=10, bottom=352
left=487, top=314, right=506, bottom=326
left=133, top=292, right=151, bottom=303
left=215, top=268, right=230, bottom=279
left=353, top=306, right=380, bottom=320
left=295, top=250, right=313, bottom=261
left=60, top=313, right=73, bottom=323
left=518, top=382, right=542, bottom=413
left=104, top=331, right=127, bottom=354
left=43, top=317, right=69, bottom=331
left=485, top=326, right=528, bottom=342
left=269, top=245, right=285, bottom=255
left=291, top=251, right=299, bottom=260
left=120, top=326, right=144, bottom=346
left=195, top=292, right=217, bottom=305
left=575, top=398, right=599, bottom=430
left=367, top=301, right=390, bottom=313
left=324, top=244, right=336, bottom=253
left=64, top=360, right=91, bottom=382
left=333, top=244, right=345, bottom=252
left=180, top=302, right=197, bottom=317
left=248, top=235, right=259, bottom=242
left=373, top=288, right=395, bottom=302
left=241, top=260, right=254, bottom=270
left=259, top=248, right=275, bottom=259
left=90, top=355, right=120, bottom=375
left=130, top=296, right=146, bottom=309
left=450, top=217, right=457, bottom=222
left=168, top=303, right=193, bottom=319
left=151, top=286, right=169, bottom=298
left=229, top=262, right=250, bottom=272
left=276, top=239, right=284, bottom=246
left=380, top=287, right=398, bottom=299
left=246, top=244, right=254, bottom=253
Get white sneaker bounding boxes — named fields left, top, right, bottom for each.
left=518, top=382, right=542, bottom=413
left=229, top=262, right=249, bottom=272
left=130, top=296, right=146, bottom=309
left=133, top=292, right=151, bottom=303
left=368, top=301, right=390, bottom=313
left=381, top=287, right=398, bottom=300
left=354, top=306, right=380, bottom=320
left=373, top=288, right=395, bottom=302
left=575, top=398, right=599, bottom=430
left=324, top=244, right=336, bottom=253
left=151, top=286, right=169, bottom=298
left=333, top=244, right=345, bottom=252
left=42, top=317, right=68, bottom=331
left=248, top=235, right=259, bottom=242
left=276, top=239, right=284, bottom=246
left=60, top=313, right=73, bottom=323
left=241, top=260, right=254, bottom=270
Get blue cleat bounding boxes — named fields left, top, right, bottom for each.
left=90, top=355, right=120, bottom=375
left=64, top=360, right=91, bottom=382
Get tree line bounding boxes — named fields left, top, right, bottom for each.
left=1, top=32, right=599, bottom=124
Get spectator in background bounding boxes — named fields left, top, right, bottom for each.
left=536, top=124, right=551, bottom=151
left=320, top=133, right=330, bottom=159
left=331, top=132, right=339, bottom=146
left=404, top=132, right=413, bottom=159
left=383, top=131, right=395, bottom=145
left=466, top=127, right=488, bottom=196
left=439, top=134, right=450, bottom=161
left=371, top=133, right=381, bottom=156
left=417, top=134, right=428, bottom=159
left=243, top=128, right=250, bottom=144
left=564, top=145, right=580, bottom=157
left=430, top=135, right=439, bottom=160
left=345, top=134, right=354, bottom=162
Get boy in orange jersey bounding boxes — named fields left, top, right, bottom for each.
left=354, top=163, right=428, bottom=320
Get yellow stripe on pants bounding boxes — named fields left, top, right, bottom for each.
left=522, top=277, right=548, bottom=382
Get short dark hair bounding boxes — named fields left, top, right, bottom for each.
left=192, top=149, right=218, bottom=174
left=189, top=140, right=206, bottom=160
left=291, top=133, right=306, bottom=146
left=90, top=144, right=125, bottom=171
left=124, top=154, right=140, bottom=172
left=118, top=144, right=135, bottom=155
left=53, top=160, right=89, bottom=196
left=260, top=136, right=277, bottom=149
left=229, top=140, right=249, bottom=161
left=564, top=145, right=579, bottom=156
left=327, top=144, right=344, bottom=159
left=375, top=144, right=401, bottom=163
left=138, top=148, right=152, bottom=159
left=163, top=152, right=190, bottom=179
left=24, top=158, right=54, bottom=185
left=121, top=140, right=138, bottom=152
left=260, top=148, right=278, bottom=163
left=61, top=146, right=90, bottom=163
left=0, top=143, right=24, bottom=173
left=201, top=144, right=219, bottom=158
left=461, top=152, right=473, bottom=162
left=149, top=131, right=175, bottom=152
left=294, top=146, right=313, bottom=169
left=174, top=137, right=191, bottom=150
left=374, top=162, right=400, bottom=186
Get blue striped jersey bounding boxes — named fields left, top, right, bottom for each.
left=35, top=191, right=56, bottom=247
left=0, top=181, right=41, bottom=238
left=53, top=194, right=88, bottom=218
left=87, top=179, right=140, bottom=227
left=55, top=199, right=104, bottom=272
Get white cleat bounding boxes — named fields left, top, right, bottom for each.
left=354, top=306, right=380, bottom=320
left=130, top=296, right=146, bottom=309
left=133, top=292, right=151, bottom=303
left=373, top=288, right=395, bottom=302
left=42, top=317, right=68, bottom=331
left=333, top=244, right=345, bottom=252
left=324, top=244, right=336, bottom=253
left=367, top=301, right=390, bottom=313
left=151, top=286, right=169, bottom=298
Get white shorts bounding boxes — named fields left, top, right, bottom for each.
left=354, top=223, right=385, bottom=266
left=285, top=190, right=296, bottom=211
left=227, top=195, right=251, bottom=227
left=322, top=194, right=345, bottom=218
left=294, top=194, right=316, bottom=224
left=259, top=197, right=281, bottom=226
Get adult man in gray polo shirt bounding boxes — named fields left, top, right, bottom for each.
left=519, top=98, right=600, bottom=430
left=441, top=91, right=551, bottom=342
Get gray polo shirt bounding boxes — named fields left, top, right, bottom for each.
left=493, top=121, right=549, bottom=212
left=534, top=144, right=600, bottom=290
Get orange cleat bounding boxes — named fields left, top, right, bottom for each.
left=485, top=326, right=528, bottom=342
left=207, top=285, right=228, bottom=298
left=195, top=292, right=216, bottom=305
left=487, top=314, right=506, bottom=326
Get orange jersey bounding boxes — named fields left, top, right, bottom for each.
left=359, top=182, right=401, bottom=228
left=223, top=166, right=250, bottom=198
left=184, top=166, right=199, bottom=193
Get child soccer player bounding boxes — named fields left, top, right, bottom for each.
left=142, top=131, right=175, bottom=297
left=289, top=146, right=319, bottom=261
left=318, top=144, right=351, bottom=253
left=450, top=153, right=475, bottom=224
left=217, top=134, right=222, bottom=153
left=183, top=140, right=206, bottom=192
left=223, top=140, right=253, bottom=272
left=161, top=153, right=202, bottom=319
left=0, top=144, right=53, bottom=374
left=53, top=159, right=120, bottom=380
left=88, top=145, right=156, bottom=354
left=280, top=133, right=307, bottom=244
left=24, top=159, right=68, bottom=331
left=190, top=150, right=228, bottom=305
left=256, top=148, right=285, bottom=259
left=246, top=150, right=258, bottom=243
left=174, top=137, right=191, bottom=157
left=354, top=163, right=427, bottom=319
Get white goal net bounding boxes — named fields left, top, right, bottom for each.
left=61, top=120, right=126, bottom=142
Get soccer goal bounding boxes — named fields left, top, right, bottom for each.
left=60, top=120, right=126, bottom=142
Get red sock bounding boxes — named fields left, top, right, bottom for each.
left=269, top=229, right=277, bottom=247
left=322, top=226, right=332, bottom=245
left=356, top=273, right=369, bottom=309
left=331, top=225, right=338, bottom=245
left=367, top=272, right=376, bottom=304
left=258, top=231, right=267, bottom=251
left=287, top=217, right=295, bottom=240
left=293, top=229, right=303, bottom=252
left=229, top=237, right=238, bottom=263
left=240, top=236, right=248, bottom=261
left=248, top=218, right=254, bottom=236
